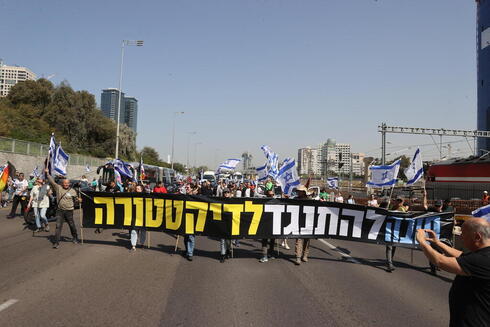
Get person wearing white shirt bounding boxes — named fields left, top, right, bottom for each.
left=334, top=192, right=344, bottom=203
left=7, top=173, right=29, bottom=218
left=367, top=194, right=379, bottom=207
left=27, top=178, right=51, bottom=232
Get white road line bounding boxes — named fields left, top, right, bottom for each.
left=317, top=239, right=360, bottom=264
left=0, top=299, right=18, bottom=313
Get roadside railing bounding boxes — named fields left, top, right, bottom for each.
left=0, top=136, right=106, bottom=167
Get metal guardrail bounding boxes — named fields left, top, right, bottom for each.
left=0, top=136, right=106, bottom=167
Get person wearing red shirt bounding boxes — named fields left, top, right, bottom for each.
left=152, top=181, right=167, bottom=193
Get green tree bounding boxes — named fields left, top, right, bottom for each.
left=140, top=146, right=161, bottom=165
left=7, top=78, right=54, bottom=111
left=173, top=162, right=186, bottom=173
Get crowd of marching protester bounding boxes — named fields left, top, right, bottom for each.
left=2, top=169, right=490, bottom=326
left=0, top=170, right=460, bottom=265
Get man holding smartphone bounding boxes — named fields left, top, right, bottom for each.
left=416, top=219, right=490, bottom=326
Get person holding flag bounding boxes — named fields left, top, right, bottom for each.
left=0, top=162, right=15, bottom=208
left=44, top=168, right=80, bottom=249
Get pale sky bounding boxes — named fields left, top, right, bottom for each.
left=0, top=0, right=478, bottom=168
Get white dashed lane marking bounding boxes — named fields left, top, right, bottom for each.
left=0, top=299, right=18, bottom=313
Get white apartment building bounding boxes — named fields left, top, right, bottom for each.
left=334, top=143, right=351, bottom=175
left=0, top=61, right=36, bottom=97
left=298, top=147, right=322, bottom=175
left=351, top=152, right=365, bottom=176
left=300, top=142, right=366, bottom=177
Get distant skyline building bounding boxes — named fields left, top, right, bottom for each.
left=124, top=97, right=138, bottom=132
left=298, top=147, right=321, bottom=175
left=299, top=141, right=364, bottom=177
left=0, top=60, right=36, bottom=97
left=351, top=153, right=365, bottom=176
left=101, top=88, right=125, bottom=122
left=100, top=88, right=138, bottom=132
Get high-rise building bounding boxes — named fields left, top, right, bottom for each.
left=101, top=89, right=138, bottom=132
left=320, top=139, right=338, bottom=176
left=478, top=1, right=490, bottom=153
left=0, top=60, right=36, bottom=97
left=101, top=88, right=125, bottom=123
left=297, top=146, right=322, bottom=176
left=124, top=97, right=138, bottom=132
left=351, top=152, right=365, bottom=176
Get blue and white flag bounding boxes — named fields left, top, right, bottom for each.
left=217, top=159, right=241, bottom=172
left=32, top=166, right=40, bottom=178
left=260, top=145, right=279, bottom=179
left=85, top=165, right=91, bottom=173
left=327, top=177, right=339, bottom=189
left=366, top=159, right=401, bottom=188
left=472, top=204, right=490, bottom=222
left=46, top=133, right=56, bottom=176
left=256, top=164, right=268, bottom=182
left=405, top=148, right=423, bottom=185
left=112, top=159, right=133, bottom=179
left=276, top=158, right=300, bottom=196
left=53, top=144, right=69, bottom=176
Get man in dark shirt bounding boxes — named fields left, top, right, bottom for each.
left=416, top=218, right=490, bottom=327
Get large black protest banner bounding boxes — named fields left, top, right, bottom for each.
left=81, top=192, right=453, bottom=248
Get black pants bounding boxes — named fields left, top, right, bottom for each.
left=9, top=195, right=27, bottom=216
left=261, top=239, right=276, bottom=256
left=386, top=245, right=397, bottom=266
left=54, top=209, right=78, bottom=244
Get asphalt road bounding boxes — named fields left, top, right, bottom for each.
left=0, top=206, right=454, bottom=327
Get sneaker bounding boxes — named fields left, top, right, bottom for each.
left=259, top=256, right=268, bottom=263
left=294, top=257, right=301, bottom=265
left=52, top=243, right=60, bottom=249
left=33, top=228, right=41, bottom=233
left=44, top=225, right=50, bottom=232
left=220, top=255, right=225, bottom=263
left=386, top=263, right=395, bottom=272
left=301, top=256, right=308, bottom=262
left=187, top=255, right=193, bottom=261
left=72, top=239, right=80, bottom=244
left=131, top=246, right=136, bottom=251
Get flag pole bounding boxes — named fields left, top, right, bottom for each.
left=78, top=189, right=84, bottom=245
left=174, top=235, right=180, bottom=252
left=386, top=182, right=396, bottom=209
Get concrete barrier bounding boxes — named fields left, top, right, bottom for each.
left=0, top=152, right=100, bottom=181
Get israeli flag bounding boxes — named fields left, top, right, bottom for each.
left=327, top=177, right=339, bottom=189
left=32, top=166, right=40, bottom=178
left=405, top=148, right=423, bottom=185
left=276, top=158, right=300, bottom=196
left=85, top=165, right=91, bottom=173
left=53, top=144, right=69, bottom=176
left=256, top=164, right=268, bottom=182
left=47, top=134, right=56, bottom=176
left=366, top=159, right=401, bottom=188
left=472, top=204, right=490, bottom=222
left=218, top=158, right=241, bottom=171
left=260, top=145, right=279, bottom=178
left=113, top=159, right=133, bottom=179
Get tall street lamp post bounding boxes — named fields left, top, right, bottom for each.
left=194, top=142, right=203, bottom=173
left=186, top=131, right=197, bottom=172
left=171, top=111, right=185, bottom=170
left=115, top=39, right=143, bottom=159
